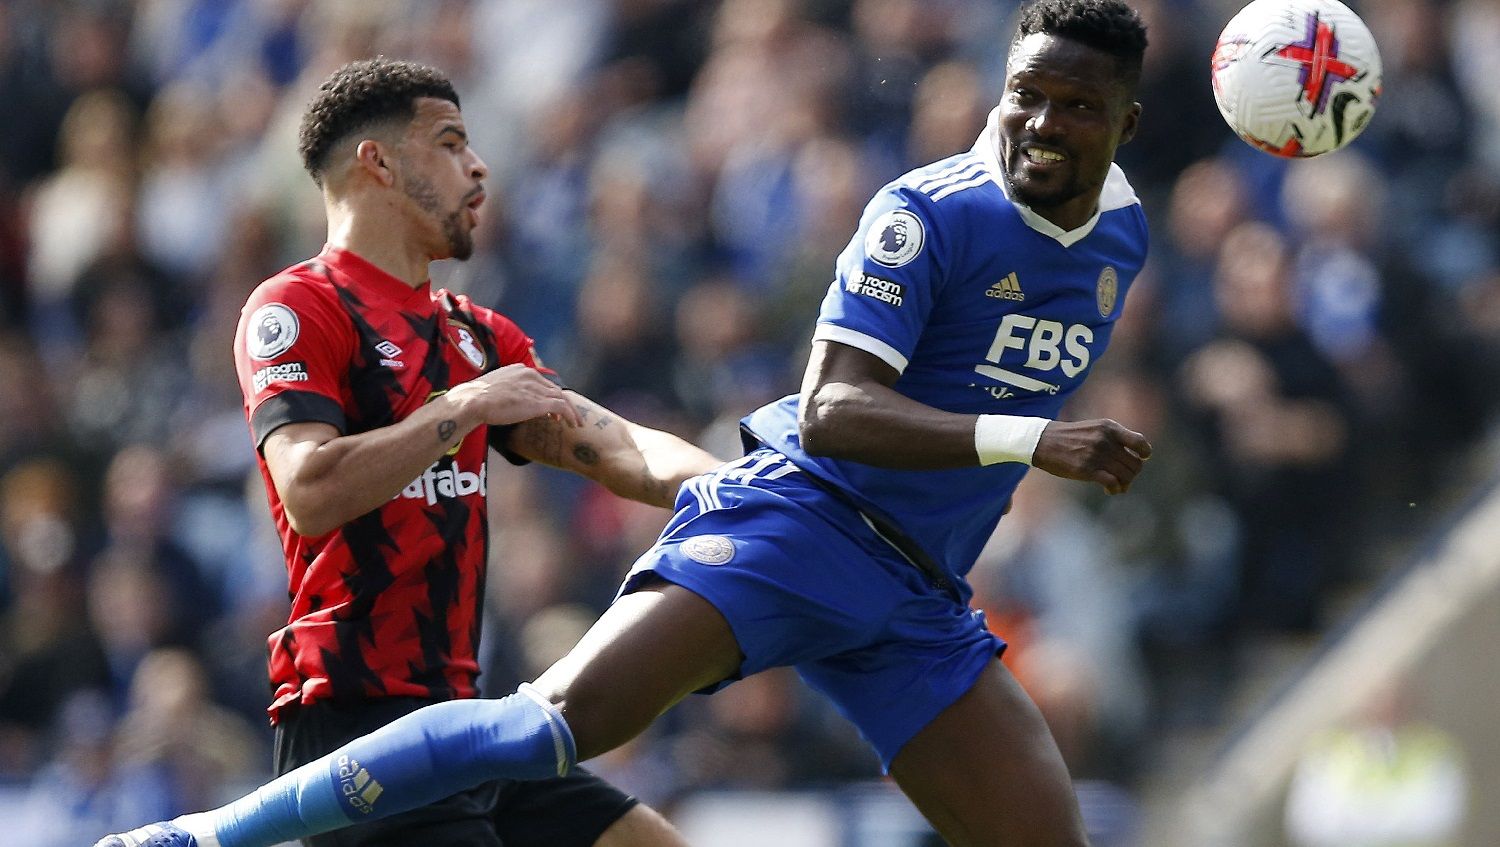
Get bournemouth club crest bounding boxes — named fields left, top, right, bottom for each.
left=447, top=320, right=487, bottom=369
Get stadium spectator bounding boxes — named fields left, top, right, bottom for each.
left=0, top=459, right=105, bottom=776
left=113, top=649, right=260, bottom=812
left=24, top=90, right=137, bottom=345
left=1182, top=223, right=1354, bottom=632
left=1284, top=680, right=1469, bottom=847
left=15, top=690, right=169, bottom=847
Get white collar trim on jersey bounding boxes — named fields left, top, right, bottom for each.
left=972, top=106, right=1139, bottom=248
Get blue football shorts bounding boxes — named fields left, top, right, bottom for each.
left=618, top=448, right=1005, bottom=768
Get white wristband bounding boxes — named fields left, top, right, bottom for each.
left=975, top=415, right=1050, bottom=466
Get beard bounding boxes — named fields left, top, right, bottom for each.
left=1001, top=160, right=1092, bottom=214
left=403, top=174, right=474, bottom=261
left=444, top=211, right=473, bottom=261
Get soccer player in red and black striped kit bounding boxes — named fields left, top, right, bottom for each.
left=226, top=59, right=714, bottom=847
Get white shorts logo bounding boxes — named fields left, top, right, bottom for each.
left=247, top=303, right=300, bottom=360
left=865, top=209, right=924, bottom=268
left=681, top=535, right=735, bottom=565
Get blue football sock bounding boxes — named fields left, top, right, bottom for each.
left=198, top=685, right=575, bottom=847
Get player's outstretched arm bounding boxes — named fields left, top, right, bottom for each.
left=800, top=340, right=1152, bottom=494
left=264, top=364, right=582, bottom=536
left=503, top=390, right=723, bottom=508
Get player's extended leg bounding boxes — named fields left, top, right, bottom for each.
left=94, top=578, right=738, bottom=847
left=499, top=576, right=738, bottom=847
left=531, top=575, right=744, bottom=761
left=889, top=658, right=1089, bottom=847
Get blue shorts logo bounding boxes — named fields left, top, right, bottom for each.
left=681, top=535, right=735, bottom=565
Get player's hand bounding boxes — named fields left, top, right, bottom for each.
left=451, top=364, right=583, bottom=428
left=1031, top=419, right=1152, bottom=495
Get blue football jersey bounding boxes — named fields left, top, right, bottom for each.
left=743, top=111, right=1149, bottom=582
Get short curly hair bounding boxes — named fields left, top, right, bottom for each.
left=298, top=58, right=459, bottom=187
left=1015, top=0, right=1149, bottom=92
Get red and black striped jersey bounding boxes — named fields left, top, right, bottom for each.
left=233, top=246, right=549, bottom=724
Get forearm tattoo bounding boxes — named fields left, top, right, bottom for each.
left=437, top=420, right=457, bottom=443
left=579, top=401, right=615, bottom=428
left=513, top=416, right=565, bottom=465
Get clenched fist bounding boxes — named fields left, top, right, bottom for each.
left=1032, top=419, right=1152, bottom=495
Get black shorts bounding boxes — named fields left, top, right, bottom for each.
left=274, top=697, right=638, bottom=847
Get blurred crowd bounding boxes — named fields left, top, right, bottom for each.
left=2, top=0, right=1499, bottom=844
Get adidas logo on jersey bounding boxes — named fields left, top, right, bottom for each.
left=397, top=459, right=487, bottom=505
left=987, top=273, right=1024, bottom=302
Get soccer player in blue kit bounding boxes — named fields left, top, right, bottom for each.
left=98, top=1, right=1152, bottom=845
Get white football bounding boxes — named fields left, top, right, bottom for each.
left=1210, top=0, right=1382, bottom=158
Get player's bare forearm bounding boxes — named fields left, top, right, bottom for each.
left=799, top=340, right=983, bottom=469
left=505, top=392, right=722, bottom=508
left=625, top=423, right=725, bottom=505
left=262, top=395, right=481, bottom=536
left=263, top=364, right=579, bottom=535
left=800, top=340, right=1151, bottom=490
left=801, top=378, right=984, bottom=469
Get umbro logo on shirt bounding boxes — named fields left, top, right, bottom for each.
left=375, top=340, right=405, bottom=369
left=986, top=273, right=1025, bottom=302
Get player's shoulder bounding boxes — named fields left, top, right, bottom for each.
left=246, top=258, right=342, bottom=311
left=890, top=152, right=1003, bottom=208
left=237, top=259, right=353, bottom=362
left=865, top=153, right=1007, bottom=245
left=439, top=290, right=526, bottom=338
left=1099, top=163, right=1143, bottom=215
left=1095, top=163, right=1150, bottom=250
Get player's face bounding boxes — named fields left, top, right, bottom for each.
left=396, top=98, right=488, bottom=261
left=997, top=34, right=1140, bottom=231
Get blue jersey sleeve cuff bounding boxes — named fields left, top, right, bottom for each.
left=812, top=324, right=910, bottom=374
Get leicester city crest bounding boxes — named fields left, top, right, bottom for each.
left=681, top=535, right=735, bottom=565
left=1096, top=266, right=1118, bottom=318
left=865, top=209, right=925, bottom=268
